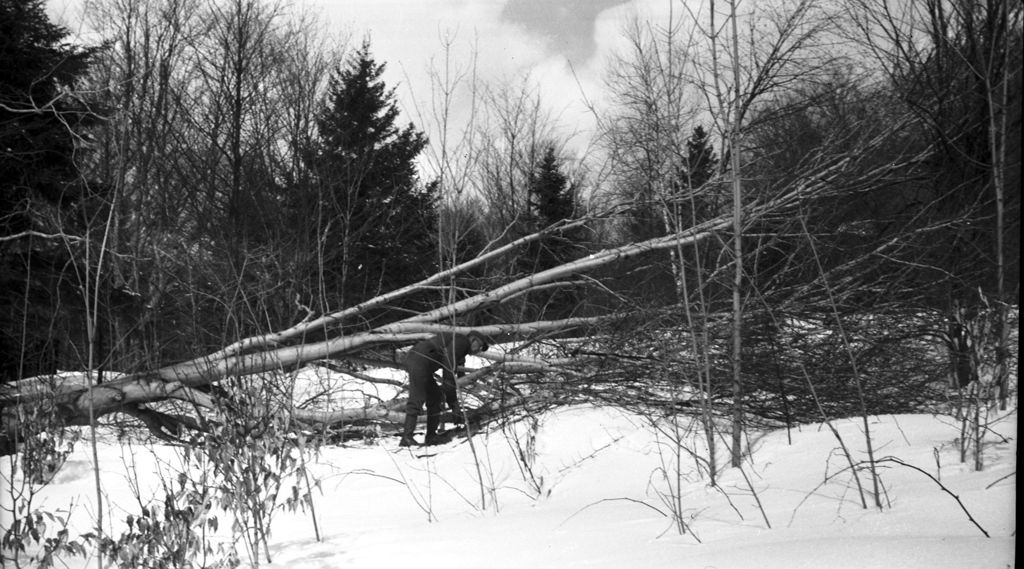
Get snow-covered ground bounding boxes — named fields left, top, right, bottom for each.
left=2, top=399, right=1015, bottom=569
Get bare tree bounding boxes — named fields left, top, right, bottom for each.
left=841, top=0, right=1020, bottom=475
left=598, top=7, right=725, bottom=485
left=600, top=0, right=838, bottom=470
left=473, top=78, right=560, bottom=235
left=693, top=0, right=836, bottom=467
left=83, top=0, right=204, bottom=369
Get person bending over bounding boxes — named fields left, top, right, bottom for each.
left=400, top=332, right=489, bottom=447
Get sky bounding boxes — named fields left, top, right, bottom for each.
left=46, top=0, right=684, bottom=160
left=303, top=0, right=633, bottom=153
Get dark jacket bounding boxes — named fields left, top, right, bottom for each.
left=405, top=333, right=473, bottom=389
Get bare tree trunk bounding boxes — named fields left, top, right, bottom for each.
left=80, top=176, right=119, bottom=569
left=988, top=0, right=1012, bottom=410
left=727, top=0, right=744, bottom=469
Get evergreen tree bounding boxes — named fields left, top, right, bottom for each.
left=620, top=125, right=720, bottom=245
left=0, top=0, right=95, bottom=223
left=0, top=0, right=97, bottom=381
left=682, top=125, right=717, bottom=191
left=530, top=145, right=576, bottom=229
left=671, top=125, right=720, bottom=229
left=526, top=145, right=579, bottom=270
left=670, top=126, right=719, bottom=217
left=520, top=145, right=582, bottom=319
left=305, top=41, right=437, bottom=311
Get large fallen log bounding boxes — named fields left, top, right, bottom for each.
left=1, top=221, right=724, bottom=454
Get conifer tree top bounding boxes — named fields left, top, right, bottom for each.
left=317, top=40, right=423, bottom=160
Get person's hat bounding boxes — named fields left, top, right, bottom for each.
left=467, top=331, right=490, bottom=352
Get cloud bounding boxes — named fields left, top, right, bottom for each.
left=500, top=0, right=630, bottom=66
left=313, top=0, right=620, bottom=160
left=313, top=2, right=543, bottom=111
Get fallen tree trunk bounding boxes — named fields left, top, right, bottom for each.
left=0, top=220, right=726, bottom=449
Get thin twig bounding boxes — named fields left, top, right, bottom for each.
left=875, top=456, right=990, bottom=538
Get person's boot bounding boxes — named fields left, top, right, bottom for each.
left=448, top=402, right=464, bottom=425
left=423, top=413, right=441, bottom=445
left=398, top=414, right=418, bottom=447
